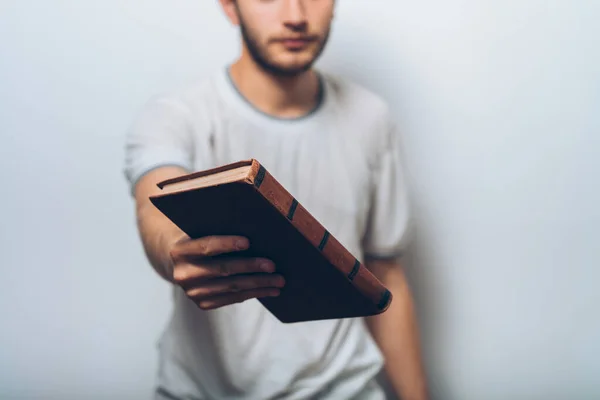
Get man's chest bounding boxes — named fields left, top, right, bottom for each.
left=196, top=121, right=374, bottom=254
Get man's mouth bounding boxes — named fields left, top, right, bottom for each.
left=276, top=37, right=316, bottom=50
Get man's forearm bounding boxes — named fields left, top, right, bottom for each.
left=365, top=259, right=428, bottom=400
left=134, top=166, right=189, bottom=282
left=136, top=202, right=185, bottom=282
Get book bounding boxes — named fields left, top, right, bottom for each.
left=149, top=159, right=392, bottom=323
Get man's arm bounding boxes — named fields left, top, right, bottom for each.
left=133, top=166, right=190, bottom=282
left=365, top=258, right=428, bottom=400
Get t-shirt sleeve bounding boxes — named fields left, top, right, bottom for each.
left=123, top=96, right=195, bottom=195
left=362, top=117, right=413, bottom=261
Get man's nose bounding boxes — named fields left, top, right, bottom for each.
left=281, top=0, right=308, bottom=31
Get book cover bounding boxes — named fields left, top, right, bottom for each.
left=150, top=159, right=392, bottom=323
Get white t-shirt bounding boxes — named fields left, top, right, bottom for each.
left=124, top=67, right=412, bottom=400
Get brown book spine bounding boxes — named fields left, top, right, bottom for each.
left=245, top=159, right=392, bottom=312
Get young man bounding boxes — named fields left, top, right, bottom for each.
left=124, top=1, right=428, bottom=399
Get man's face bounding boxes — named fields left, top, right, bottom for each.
left=226, top=0, right=335, bottom=77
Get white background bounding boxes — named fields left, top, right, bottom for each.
left=1, top=1, right=598, bottom=399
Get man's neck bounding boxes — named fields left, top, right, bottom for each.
left=229, top=56, right=321, bottom=119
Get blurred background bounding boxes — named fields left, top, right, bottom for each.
left=1, top=1, right=598, bottom=399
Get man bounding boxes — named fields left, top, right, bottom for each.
left=124, top=1, right=428, bottom=399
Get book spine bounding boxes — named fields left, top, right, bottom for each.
left=249, top=161, right=392, bottom=312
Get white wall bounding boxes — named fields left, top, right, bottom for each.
left=1, top=1, right=598, bottom=399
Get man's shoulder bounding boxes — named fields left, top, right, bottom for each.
left=320, top=71, right=392, bottom=120
left=131, top=71, right=226, bottom=131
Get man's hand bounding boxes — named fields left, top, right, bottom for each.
left=133, top=165, right=285, bottom=309
left=168, top=235, right=285, bottom=310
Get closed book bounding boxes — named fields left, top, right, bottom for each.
left=150, top=159, right=392, bottom=323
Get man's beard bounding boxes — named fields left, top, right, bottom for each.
left=238, top=19, right=330, bottom=78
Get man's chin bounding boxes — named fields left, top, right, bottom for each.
left=266, top=61, right=315, bottom=77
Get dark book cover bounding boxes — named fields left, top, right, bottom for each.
left=150, top=159, right=392, bottom=323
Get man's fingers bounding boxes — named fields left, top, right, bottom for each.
left=196, top=288, right=282, bottom=310
left=172, top=257, right=275, bottom=285
left=209, top=257, right=276, bottom=277
left=170, top=235, right=250, bottom=259
left=168, top=239, right=283, bottom=312
left=186, top=274, right=285, bottom=299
